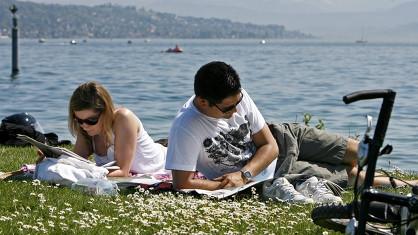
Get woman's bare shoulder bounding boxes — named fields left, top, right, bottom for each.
left=114, top=108, right=139, bottom=124
left=113, top=108, right=140, bottom=134
left=115, top=107, right=137, bottom=117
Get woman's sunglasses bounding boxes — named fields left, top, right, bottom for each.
left=74, top=114, right=100, bottom=126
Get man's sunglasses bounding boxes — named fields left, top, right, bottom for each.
left=74, top=114, right=101, bottom=126
left=213, top=91, right=244, bottom=114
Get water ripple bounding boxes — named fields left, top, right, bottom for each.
left=1, top=39, right=418, bottom=170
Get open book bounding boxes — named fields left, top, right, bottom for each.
left=16, top=134, right=94, bottom=164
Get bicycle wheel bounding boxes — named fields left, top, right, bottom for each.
left=312, top=203, right=396, bottom=235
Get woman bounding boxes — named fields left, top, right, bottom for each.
left=68, top=81, right=167, bottom=177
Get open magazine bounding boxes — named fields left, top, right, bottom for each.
left=180, top=180, right=267, bottom=199
left=109, top=174, right=269, bottom=199
left=101, top=159, right=276, bottom=198
left=108, top=174, right=169, bottom=189
left=16, top=134, right=94, bottom=164
left=180, top=160, right=276, bottom=199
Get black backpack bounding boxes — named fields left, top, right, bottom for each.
left=0, top=113, right=71, bottom=146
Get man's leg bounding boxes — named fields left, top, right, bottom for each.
left=296, top=126, right=418, bottom=188
left=342, top=138, right=359, bottom=186
left=296, top=125, right=349, bottom=185
left=343, top=138, right=418, bottom=187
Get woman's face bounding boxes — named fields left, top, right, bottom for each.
left=74, top=109, right=102, bottom=136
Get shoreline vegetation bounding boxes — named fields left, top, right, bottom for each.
left=1, top=146, right=416, bottom=234
left=0, top=0, right=313, bottom=40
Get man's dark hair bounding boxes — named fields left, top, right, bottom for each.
left=194, top=61, right=241, bottom=104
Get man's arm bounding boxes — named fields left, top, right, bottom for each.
left=215, top=124, right=279, bottom=188
left=172, top=124, right=279, bottom=191
left=243, top=123, right=279, bottom=179
left=172, top=170, right=228, bottom=190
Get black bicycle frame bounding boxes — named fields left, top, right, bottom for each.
left=343, top=89, right=396, bottom=235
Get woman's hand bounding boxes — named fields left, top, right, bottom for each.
left=35, top=148, right=45, bottom=164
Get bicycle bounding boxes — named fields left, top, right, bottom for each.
left=311, top=89, right=418, bottom=235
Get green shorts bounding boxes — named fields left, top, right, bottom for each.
left=294, top=124, right=347, bottom=164
left=269, top=123, right=348, bottom=185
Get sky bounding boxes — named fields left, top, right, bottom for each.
left=23, top=0, right=418, bottom=41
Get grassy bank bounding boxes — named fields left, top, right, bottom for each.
left=0, top=146, right=412, bottom=234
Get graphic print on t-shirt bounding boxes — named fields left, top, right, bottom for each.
left=203, top=119, right=256, bottom=168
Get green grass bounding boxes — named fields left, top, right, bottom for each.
left=0, top=146, right=413, bottom=234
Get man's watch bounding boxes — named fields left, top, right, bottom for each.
left=240, top=169, right=253, bottom=182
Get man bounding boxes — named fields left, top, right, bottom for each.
left=165, top=61, right=414, bottom=203
left=166, top=61, right=278, bottom=191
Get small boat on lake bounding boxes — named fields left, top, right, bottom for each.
left=355, top=28, right=367, bottom=44
left=355, top=39, right=367, bottom=44
left=165, top=44, right=183, bottom=53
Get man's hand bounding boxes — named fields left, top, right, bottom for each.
left=214, top=171, right=248, bottom=189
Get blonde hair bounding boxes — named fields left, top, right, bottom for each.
left=68, top=81, right=115, bottom=147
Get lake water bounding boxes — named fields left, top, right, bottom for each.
left=0, top=39, right=417, bottom=171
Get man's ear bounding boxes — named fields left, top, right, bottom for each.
left=195, top=96, right=210, bottom=109
left=195, top=96, right=210, bottom=108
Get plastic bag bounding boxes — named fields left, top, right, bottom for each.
left=71, top=178, right=118, bottom=196
left=34, top=155, right=108, bottom=186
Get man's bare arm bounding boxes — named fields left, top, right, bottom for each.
left=172, top=170, right=228, bottom=190
left=242, top=124, right=278, bottom=178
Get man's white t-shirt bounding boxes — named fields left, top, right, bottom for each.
left=165, top=89, right=277, bottom=180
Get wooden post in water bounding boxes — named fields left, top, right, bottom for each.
left=10, top=4, right=19, bottom=76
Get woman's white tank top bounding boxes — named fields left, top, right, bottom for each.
left=93, top=117, right=167, bottom=174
